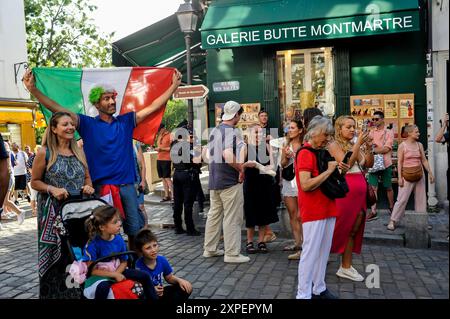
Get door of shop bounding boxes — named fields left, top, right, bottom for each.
left=276, top=47, right=334, bottom=127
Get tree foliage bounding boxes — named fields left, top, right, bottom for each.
left=162, top=99, right=188, bottom=134
left=24, top=0, right=114, bottom=68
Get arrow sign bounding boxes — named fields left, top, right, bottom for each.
left=173, top=85, right=209, bottom=100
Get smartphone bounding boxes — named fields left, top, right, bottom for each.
left=362, top=119, right=369, bottom=132
left=343, top=151, right=353, bottom=164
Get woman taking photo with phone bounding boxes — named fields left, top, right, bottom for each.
left=328, top=116, right=373, bottom=282
left=280, top=119, right=304, bottom=260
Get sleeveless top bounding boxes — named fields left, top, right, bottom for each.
left=347, top=151, right=366, bottom=174
left=402, top=142, right=422, bottom=167
left=38, top=154, right=86, bottom=205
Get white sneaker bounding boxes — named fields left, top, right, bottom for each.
left=336, top=266, right=364, bottom=282
left=6, top=212, right=17, bottom=219
left=0, top=222, right=4, bottom=231
left=203, top=249, right=225, bottom=258
left=17, top=212, right=25, bottom=225
left=224, top=254, right=250, bottom=263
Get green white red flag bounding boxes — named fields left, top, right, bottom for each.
left=33, top=67, right=176, bottom=145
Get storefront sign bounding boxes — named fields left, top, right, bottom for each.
left=212, top=81, right=240, bottom=92
left=202, top=11, right=420, bottom=49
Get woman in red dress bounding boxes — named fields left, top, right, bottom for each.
left=328, top=116, right=373, bottom=282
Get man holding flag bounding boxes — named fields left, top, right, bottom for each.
left=23, top=68, right=182, bottom=249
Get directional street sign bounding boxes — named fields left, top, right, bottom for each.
left=173, top=85, right=209, bottom=100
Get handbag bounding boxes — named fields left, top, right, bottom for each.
left=368, top=130, right=387, bottom=173
left=402, top=166, right=423, bottom=182
left=357, top=162, right=377, bottom=207
left=300, top=147, right=349, bottom=199
left=281, top=162, right=295, bottom=181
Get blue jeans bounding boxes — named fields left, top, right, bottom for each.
left=95, top=183, right=144, bottom=237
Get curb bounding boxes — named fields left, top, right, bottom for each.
left=147, top=222, right=449, bottom=251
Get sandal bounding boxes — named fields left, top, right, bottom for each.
left=283, top=243, right=300, bottom=251
left=257, top=242, right=268, bottom=254
left=366, top=212, right=378, bottom=222
left=264, top=233, right=277, bottom=243
left=246, top=242, right=257, bottom=254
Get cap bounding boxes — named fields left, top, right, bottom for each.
left=222, top=101, right=241, bottom=121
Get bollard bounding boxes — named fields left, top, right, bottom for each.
left=404, top=210, right=430, bottom=249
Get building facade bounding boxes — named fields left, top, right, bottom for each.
left=199, top=0, right=450, bottom=206
left=0, top=0, right=36, bottom=149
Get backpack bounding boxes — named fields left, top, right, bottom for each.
left=298, top=146, right=349, bottom=199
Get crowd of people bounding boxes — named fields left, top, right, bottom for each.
left=0, top=67, right=446, bottom=300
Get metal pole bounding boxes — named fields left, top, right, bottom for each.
left=185, top=33, right=193, bottom=128
left=425, top=0, right=438, bottom=208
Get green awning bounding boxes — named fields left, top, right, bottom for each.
left=201, top=0, right=421, bottom=49
left=112, top=6, right=207, bottom=84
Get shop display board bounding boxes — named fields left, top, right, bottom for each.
left=350, top=93, right=415, bottom=183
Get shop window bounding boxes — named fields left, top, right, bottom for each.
left=277, top=47, right=334, bottom=126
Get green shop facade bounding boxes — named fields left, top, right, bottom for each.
left=200, top=0, right=428, bottom=144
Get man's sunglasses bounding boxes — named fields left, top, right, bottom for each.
left=372, top=118, right=382, bottom=122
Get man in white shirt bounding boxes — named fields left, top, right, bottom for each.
left=11, top=143, right=28, bottom=205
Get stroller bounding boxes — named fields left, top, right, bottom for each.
left=58, top=193, right=144, bottom=299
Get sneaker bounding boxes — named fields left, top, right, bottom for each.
left=387, top=220, right=395, bottom=231
left=17, top=212, right=25, bottom=225
left=336, top=266, right=364, bottom=282
left=224, top=254, right=250, bottom=263
left=0, top=222, right=4, bottom=231
left=5, top=212, right=16, bottom=220
left=288, top=251, right=301, bottom=260
left=203, top=249, right=225, bottom=258
left=312, top=289, right=339, bottom=299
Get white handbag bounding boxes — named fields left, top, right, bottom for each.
left=368, top=154, right=385, bottom=173
left=368, top=130, right=387, bottom=173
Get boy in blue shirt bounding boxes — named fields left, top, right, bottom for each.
left=135, top=228, right=192, bottom=301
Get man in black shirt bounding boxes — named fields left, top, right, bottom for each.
left=170, top=126, right=202, bottom=236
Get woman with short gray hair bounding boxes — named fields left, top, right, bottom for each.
left=295, top=116, right=340, bottom=299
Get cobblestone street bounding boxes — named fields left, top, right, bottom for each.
left=0, top=200, right=448, bottom=299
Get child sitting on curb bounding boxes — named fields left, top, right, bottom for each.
left=135, top=228, right=193, bottom=301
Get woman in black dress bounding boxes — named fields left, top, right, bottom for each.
left=243, top=126, right=279, bottom=254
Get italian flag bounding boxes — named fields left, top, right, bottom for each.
left=33, top=67, right=176, bottom=145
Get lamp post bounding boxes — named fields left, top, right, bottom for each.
left=176, top=0, right=198, bottom=129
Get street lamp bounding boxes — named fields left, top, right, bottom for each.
left=176, top=0, right=198, bottom=129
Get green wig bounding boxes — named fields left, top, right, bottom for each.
left=88, top=85, right=117, bottom=105
left=88, top=87, right=105, bottom=105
